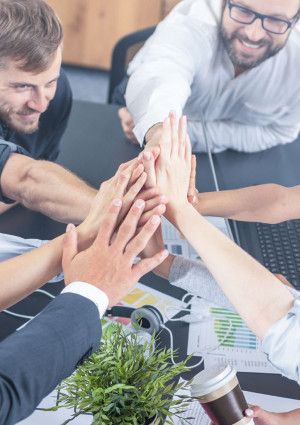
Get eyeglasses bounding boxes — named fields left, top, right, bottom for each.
left=226, top=0, right=299, bottom=35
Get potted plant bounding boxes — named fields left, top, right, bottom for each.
left=51, top=323, right=191, bottom=424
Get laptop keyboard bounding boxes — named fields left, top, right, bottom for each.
left=256, top=220, right=300, bottom=289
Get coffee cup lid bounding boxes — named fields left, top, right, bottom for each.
left=191, top=364, right=237, bottom=397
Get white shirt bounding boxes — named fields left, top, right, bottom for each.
left=262, top=294, right=300, bottom=384
left=126, top=0, right=300, bottom=152
left=62, top=281, right=109, bottom=318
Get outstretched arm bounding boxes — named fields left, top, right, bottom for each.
left=193, top=184, right=300, bottom=224
left=0, top=161, right=167, bottom=311
left=188, top=154, right=300, bottom=224
left=1, top=153, right=96, bottom=224
left=155, top=113, right=294, bottom=339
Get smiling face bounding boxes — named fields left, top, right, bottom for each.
left=0, top=46, right=62, bottom=134
left=220, top=0, right=300, bottom=74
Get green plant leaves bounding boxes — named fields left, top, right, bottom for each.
left=53, top=324, right=192, bottom=424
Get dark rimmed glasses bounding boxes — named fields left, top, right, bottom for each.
left=227, top=0, right=299, bottom=35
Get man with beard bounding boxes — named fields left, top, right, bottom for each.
left=0, top=0, right=101, bottom=223
left=118, top=0, right=300, bottom=154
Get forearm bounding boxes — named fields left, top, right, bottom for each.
left=0, top=225, right=92, bottom=311
left=285, top=409, right=300, bottom=423
left=188, top=119, right=299, bottom=153
left=0, top=235, right=64, bottom=311
left=172, top=203, right=294, bottom=338
left=195, top=184, right=292, bottom=224
left=6, top=159, right=96, bottom=223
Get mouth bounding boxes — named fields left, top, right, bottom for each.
left=16, top=111, right=40, bottom=122
left=236, top=37, right=267, bottom=54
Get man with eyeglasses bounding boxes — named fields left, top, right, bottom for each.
left=118, top=0, right=300, bottom=155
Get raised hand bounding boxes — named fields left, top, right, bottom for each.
left=63, top=197, right=169, bottom=307
left=155, top=111, right=192, bottom=220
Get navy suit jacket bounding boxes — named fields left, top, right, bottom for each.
left=0, top=293, right=102, bottom=425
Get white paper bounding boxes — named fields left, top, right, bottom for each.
left=187, top=301, right=277, bottom=374
left=162, top=216, right=229, bottom=261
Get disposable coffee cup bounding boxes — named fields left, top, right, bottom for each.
left=191, top=365, right=255, bottom=425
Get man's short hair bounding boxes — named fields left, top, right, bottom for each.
left=0, top=0, right=63, bottom=73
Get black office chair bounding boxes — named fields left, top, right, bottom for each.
left=107, top=26, right=156, bottom=104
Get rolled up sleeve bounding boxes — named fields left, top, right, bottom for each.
left=0, top=141, right=29, bottom=203
left=262, top=296, right=300, bottom=384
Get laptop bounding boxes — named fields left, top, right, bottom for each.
left=229, top=219, right=300, bottom=290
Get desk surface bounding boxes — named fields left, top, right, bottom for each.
left=1, top=101, right=300, bottom=400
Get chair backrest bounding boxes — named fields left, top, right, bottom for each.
left=108, top=26, right=156, bottom=104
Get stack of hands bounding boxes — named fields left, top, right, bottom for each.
left=65, top=111, right=299, bottom=425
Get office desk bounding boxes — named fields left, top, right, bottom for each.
left=1, top=101, right=300, bottom=402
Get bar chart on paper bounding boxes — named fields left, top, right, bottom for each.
left=212, top=307, right=258, bottom=350
left=187, top=305, right=277, bottom=374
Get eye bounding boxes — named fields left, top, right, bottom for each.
left=46, top=80, right=57, bottom=89
left=15, top=84, right=31, bottom=91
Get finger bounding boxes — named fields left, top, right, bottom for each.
left=129, top=163, right=145, bottom=186
left=178, top=115, right=187, bottom=156
left=141, top=150, right=156, bottom=188
left=62, top=224, right=78, bottom=271
left=114, top=199, right=146, bottom=248
left=94, top=198, right=123, bottom=245
left=245, top=405, right=275, bottom=422
left=144, top=195, right=168, bottom=213
left=137, top=187, right=160, bottom=202
left=114, top=166, right=136, bottom=198
left=125, top=172, right=147, bottom=201
left=147, top=145, right=160, bottom=161
left=119, top=172, right=148, bottom=223
left=273, top=273, right=293, bottom=287
left=139, top=204, right=166, bottom=226
left=185, top=133, right=192, bottom=164
left=133, top=249, right=169, bottom=280
left=169, top=111, right=179, bottom=157
left=125, top=214, right=162, bottom=259
left=188, top=154, right=197, bottom=199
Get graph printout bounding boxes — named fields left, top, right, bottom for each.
left=187, top=304, right=277, bottom=374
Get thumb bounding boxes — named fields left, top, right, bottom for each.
left=62, top=224, right=78, bottom=271
left=149, top=145, right=160, bottom=160
left=245, top=406, right=277, bottom=424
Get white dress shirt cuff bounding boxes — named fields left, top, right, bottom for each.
left=61, top=281, right=109, bottom=318
left=262, top=296, right=300, bottom=384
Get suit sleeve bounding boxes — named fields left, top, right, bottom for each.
left=0, top=293, right=102, bottom=425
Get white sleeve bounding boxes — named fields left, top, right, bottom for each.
left=262, top=296, right=300, bottom=384
left=62, top=281, right=109, bottom=318
left=188, top=119, right=300, bottom=153
left=126, top=13, right=209, bottom=145
left=0, top=233, right=64, bottom=282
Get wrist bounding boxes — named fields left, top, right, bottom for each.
left=153, top=254, right=176, bottom=279
left=166, top=199, right=191, bottom=224
left=145, top=123, right=163, bottom=145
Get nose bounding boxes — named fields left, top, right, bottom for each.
left=27, top=88, right=49, bottom=113
left=243, top=18, right=268, bottom=42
